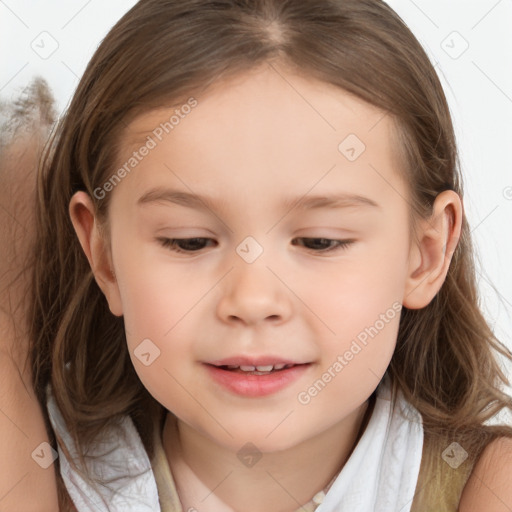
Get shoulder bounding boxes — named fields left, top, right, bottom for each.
left=458, top=436, right=512, bottom=511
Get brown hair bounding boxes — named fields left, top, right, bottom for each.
left=29, top=0, right=512, bottom=508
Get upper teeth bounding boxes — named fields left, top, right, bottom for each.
left=226, top=364, right=289, bottom=371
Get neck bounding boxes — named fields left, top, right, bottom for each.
left=163, top=395, right=375, bottom=512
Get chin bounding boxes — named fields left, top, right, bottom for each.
left=209, top=422, right=316, bottom=455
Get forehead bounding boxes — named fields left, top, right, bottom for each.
left=115, top=63, right=406, bottom=208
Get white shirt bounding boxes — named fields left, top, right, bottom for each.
left=47, top=374, right=424, bottom=512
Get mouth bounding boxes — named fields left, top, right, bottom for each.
left=203, top=359, right=313, bottom=397
left=208, top=363, right=300, bottom=375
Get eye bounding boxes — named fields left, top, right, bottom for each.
left=291, top=237, right=354, bottom=253
left=157, top=237, right=216, bottom=253
left=157, top=236, right=354, bottom=255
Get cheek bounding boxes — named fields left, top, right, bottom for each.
left=111, top=239, right=217, bottom=408
left=115, top=265, right=197, bottom=412
left=300, top=243, right=408, bottom=338
left=114, top=241, right=203, bottom=338
left=298, top=236, right=408, bottom=389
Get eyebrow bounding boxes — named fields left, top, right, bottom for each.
left=137, top=187, right=381, bottom=213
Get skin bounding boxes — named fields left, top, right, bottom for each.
left=459, top=436, right=512, bottom=511
left=0, top=134, right=59, bottom=511
left=70, top=62, right=462, bottom=512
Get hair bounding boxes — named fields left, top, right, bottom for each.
left=29, top=0, right=512, bottom=509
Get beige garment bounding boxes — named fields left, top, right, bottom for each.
left=151, top=417, right=184, bottom=512
left=151, top=428, right=328, bottom=512
left=150, top=396, right=376, bottom=512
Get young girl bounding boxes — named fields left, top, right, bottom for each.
left=30, top=0, right=512, bottom=511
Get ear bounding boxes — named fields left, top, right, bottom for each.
left=69, top=191, right=123, bottom=316
left=403, top=190, right=462, bottom=309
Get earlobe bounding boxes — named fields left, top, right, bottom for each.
left=69, top=191, right=123, bottom=316
left=403, top=190, right=462, bottom=310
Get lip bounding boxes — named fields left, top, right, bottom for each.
left=207, top=356, right=307, bottom=367
left=204, top=362, right=312, bottom=397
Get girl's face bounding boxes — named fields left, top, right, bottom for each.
left=103, top=64, right=418, bottom=452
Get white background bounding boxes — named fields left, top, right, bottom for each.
left=1, top=1, right=511, bottom=373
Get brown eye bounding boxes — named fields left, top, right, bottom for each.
left=157, top=237, right=354, bottom=255
left=292, top=238, right=354, bottom=252
left=158, top=237, right=216, bottom=253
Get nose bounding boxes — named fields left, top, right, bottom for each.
left=216, top=256, right=293, bottom=327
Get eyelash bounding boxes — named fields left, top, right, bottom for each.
left=157, top=237, right=354, bottom=254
